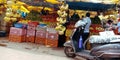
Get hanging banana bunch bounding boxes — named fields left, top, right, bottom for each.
left=57, top=10, right=67, bottom=18
left=55, top=1, right=68, bottom=35
left=55, top=24, right=66, bottom=35
left=59, top=3, right=68, bottom=11
left=57, top=17, right=66, bottom=24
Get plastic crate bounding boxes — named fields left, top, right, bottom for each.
left=9, top=34, right=26, bottom=43
left=26, top=30, right=36, bottom=36
left=35, top=37, right=46, bottom=44
left=26, top=36, right=35, bottom=43
left=9, top=27, right=26, bottom=36
left=45, top=31, right=58, bottom=47
left=46, top=39, right=58, bottom=47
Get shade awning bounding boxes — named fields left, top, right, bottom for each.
left=66, top=1, right=116, bottom=11
left=20, top=0, right=58, bottom=9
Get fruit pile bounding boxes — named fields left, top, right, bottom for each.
left=4, top=1, right=29, bottom=22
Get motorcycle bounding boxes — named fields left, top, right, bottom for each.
left=64, top=26, right=120, bottom=60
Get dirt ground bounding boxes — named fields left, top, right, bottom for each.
left=0, top=37, right=86, bottom=60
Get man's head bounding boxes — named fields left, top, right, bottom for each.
left=86, top=12, right=90, bottom=17
left=107, top=20, right=113, bottom=24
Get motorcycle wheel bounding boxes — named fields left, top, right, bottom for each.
left=64, top=46, right=76, bottom=58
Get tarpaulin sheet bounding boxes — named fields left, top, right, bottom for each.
left=66, top=1, right=116, bottom=11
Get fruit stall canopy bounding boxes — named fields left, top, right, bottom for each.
left=66, top=1, right=116, bottom=11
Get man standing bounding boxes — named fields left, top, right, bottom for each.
left=73, top=13, right=91, bottom=51
left=82, top=12, right=91, bottom=49
left=117, top=18, right=120, bottom=35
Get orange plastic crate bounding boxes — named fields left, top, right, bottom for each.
left=45, top=39, right=58, bottom=47
left=45, top=30, right=58, bottom=47
left=35, top=37, right=46, bottom=44
left=9, top=27, right=26, bottom=35
left=26, top=36, right=35, bottom=43
left=9, top=34, right=26, bottom=43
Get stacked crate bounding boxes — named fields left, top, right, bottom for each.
left=35, top=26, right=46, bottom=44
left=9, top=27, right=26, bottom=42
left=26, top=22, right=39, bottom=43
left=46, top=28, right=58, bottom=47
